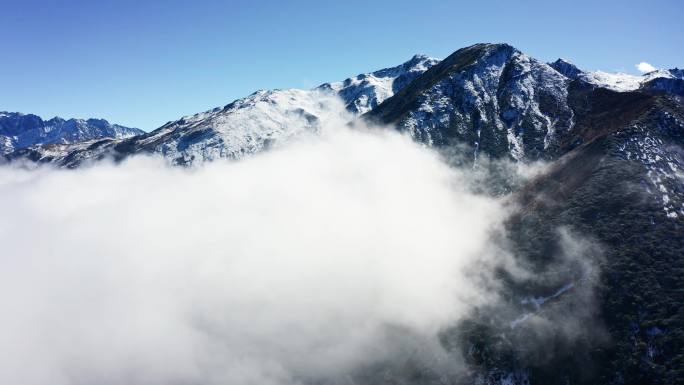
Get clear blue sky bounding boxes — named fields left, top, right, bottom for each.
left=2, top=0, right=682, bottom=131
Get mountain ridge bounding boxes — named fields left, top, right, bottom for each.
left=5, top=53, right=440, bottom=166
left=0, top=111, right=143, bottom=155
left=5, top=42, right=683, bottom=167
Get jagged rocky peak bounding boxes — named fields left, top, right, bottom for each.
left=365, top=42, right=574, bottom=161
left=549, top=58, right=583, bottom=79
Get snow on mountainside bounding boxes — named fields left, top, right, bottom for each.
left=5, top=44, right=683, bottom=168
left=580, top=71, right=644, bottom=92
left=317, top=54, right=440, bottom=114
left=578, top=69, right=680, bottom=92
left=0, top=112, right=143, bottom=155
left=6, top=55, right=439, bottom=166
left=364, top=44, right=683, bottom=163
left=4, top=42, right=684, bottom=385
left=548, top=60, right=684, bottom=93
left=123, top=54, right=439, bottom=165
left=365, top=43, right=575, bottom=161
left=127, top=89, right=351, bottom=164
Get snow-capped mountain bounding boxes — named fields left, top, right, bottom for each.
left=8, top=45, right=682, bottom=168
left=0, top=112, right=143, bottom=155
left=114, top=89, right=350, bottom=165
left=366, top=44, right=684, bottom=162
left=6, top=44, right=683, bottom=169
left=6, top=54, right=439, bottom=166
left=365, top=43, right=575, bottom=161
left=363, top=43, right=684, bottom=222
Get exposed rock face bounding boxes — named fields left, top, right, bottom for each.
left=364, top=43, right=575, bottom=161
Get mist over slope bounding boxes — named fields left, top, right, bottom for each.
left=0, top=123, right=543, bottom=385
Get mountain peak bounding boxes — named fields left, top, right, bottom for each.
left=434, top=43, right=519, bottom=74
left=549, top=58, right=583, bottom=79
left=365, top=42, right=573, bottom=160
left=668, top=68, right=684, bottom=79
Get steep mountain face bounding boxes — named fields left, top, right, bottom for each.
left=354, top=43, right=684, bottom=385
left=454, top=89, right=684, bottom=385
left=364, top=43, right=576, bottom=161
left=549, top=58, right=583, bottom=79
left=357, top=50, right=684, bottom=383
left=7, top=54, right=439, bottom=167
left=364, top=44, right=684, bottom=162
left=641, top=76, right=684, bottom=97
left=0, top=112, right=143, bottom=155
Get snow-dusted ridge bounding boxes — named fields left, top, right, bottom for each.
left=0, top=112, right=143, bottom=155
left=549, top=60, right=684, bottom=92
left=136, top=89, right=353, bottom=164
left=7, top=54, right=440, bottom=166
left=130, top=54, right=441, bottom=165
left=368, top=43, right=576, bottom=161
left=6, top=44, right=683, bottom=168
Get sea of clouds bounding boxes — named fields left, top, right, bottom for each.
left=0, top=121, right=595, bottom=384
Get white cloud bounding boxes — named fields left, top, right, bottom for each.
left=0, top=125, right=514, bottom=385
left=636, top=61, right=657, bottom=73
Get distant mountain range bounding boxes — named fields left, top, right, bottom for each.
left=3, top=43, right=684, bottom=385
left=0, top=112, right=143, bottom=155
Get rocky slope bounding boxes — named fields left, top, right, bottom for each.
left=349, top=47, right=684, bottom=384
left=0, top=112, right=143, bottom=155
left=455, top=85, right=684, bottom=385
